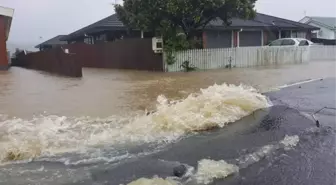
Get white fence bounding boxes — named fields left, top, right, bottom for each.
left=309, top=46, right=336, bottom=61
left=165, top=46, right=336, bottom=72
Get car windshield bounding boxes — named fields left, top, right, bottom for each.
left=298, top=40, right=310, bottom=46
left=269, top=39, right=283, bottom=46
left=282, top=39, right=296, bottom=45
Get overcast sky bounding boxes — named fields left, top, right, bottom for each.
left=2, top=0, right=336, bottom=48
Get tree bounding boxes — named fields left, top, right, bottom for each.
left=115, top=0, right=257, bottom=42
left=12, top=48, right=23, bottom=59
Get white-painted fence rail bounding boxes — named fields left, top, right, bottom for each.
left=165, top=46, right=336, bottom=72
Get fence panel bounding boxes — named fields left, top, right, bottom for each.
left=309, top=46, right=336, bottom=61
left=14, top=48, right=82, bottom=77
left=64, top=39, right=164, bottom=71
left=165, top=45, right=332, bottom=72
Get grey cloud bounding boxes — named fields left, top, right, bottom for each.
left=3, top=0, right=336, bottom=49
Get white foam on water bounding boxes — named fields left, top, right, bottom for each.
left=194, top=159, right=239, bottom=184
left=126, top=176, right=180, bottom=185
left=126, top=159, right=239, bottom=185
left=237, top=135, right=300, bottom=168
left=127, top=135, right=300, bottom=185
left=0, top=83, right=270, bottom=163
left=280, top=135, right=300, bottom=150
left=237, top=144, right=276, bottom=169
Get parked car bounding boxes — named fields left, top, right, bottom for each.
left=268, top=38, right=315, bottom=46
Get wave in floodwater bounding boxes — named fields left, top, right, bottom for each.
left=0, top=83, right=270, bottom=163
left=128, top=135, right=300, bottom=185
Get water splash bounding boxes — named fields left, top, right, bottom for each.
left=194, top=159, right=239, bottom=184
left=128, top=135, right=300, bottom=185
left=280, top=135, right=300, bottom=150
left=0, top=83, right=270, bottom=163
left=127, top=177, right=180, bottom=185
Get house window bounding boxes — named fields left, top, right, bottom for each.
left=292, top=31, right=306, bottom=38
left=281, top=30, right=291, bottom=38
left=84, top=37, right=94, bottom=44
left=96, top=34, right=107, bottom=41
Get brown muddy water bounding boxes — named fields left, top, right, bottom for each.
left=0, top=61, right=335, bottom=185
left=0, top=61, right=335, bottom=118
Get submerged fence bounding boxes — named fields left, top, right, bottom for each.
left=14, top=48, right=82, bottom=77
left=165, top=46, right=336, bottom=72
left=63, top=39, right=163, bottom=71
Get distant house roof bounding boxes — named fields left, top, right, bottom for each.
left=209, top=13, right=318, bottom=30
left=62, top=13, right=318, bottom=41
left=35, top=35, right=68, bottom=48
left=300, top=16, right=336, bottom=30
left=61, top=14, right=125, bottom=41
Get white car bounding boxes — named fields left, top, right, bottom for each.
left=268, top=38, right=315, bottom=46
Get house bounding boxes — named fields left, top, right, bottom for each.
left=0, top=6, right=14, bottom=70
left=60, top=14, right=153, bottom=44
left=204, top=13, right=318, bottom=48
left=35, top=35, right=68, bottom=51
left=61, top=13, right=318, bottom=49
left=299, top=16, right=336, bottom=40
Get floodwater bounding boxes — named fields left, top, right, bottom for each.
left=0, top=61, right=335, bottom=185
left=0, top=61, right=335, bottom=118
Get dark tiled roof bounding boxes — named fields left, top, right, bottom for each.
left=62, top=13, right=318, bottom=41
left=208, top=13, right=318, bottom=30
left=61, top=14, right=126, bottom=41
left=35, top=35, right=68, bottom=48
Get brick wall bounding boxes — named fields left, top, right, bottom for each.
left=0, top=15, right=8, bottom=70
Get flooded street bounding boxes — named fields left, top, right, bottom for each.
left=0, top=61, right=335, bottom=185
left=0, top=61, right=335, bottom=118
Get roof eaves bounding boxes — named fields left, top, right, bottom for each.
left=257, top=13, right=318, bottom=30
left=34, top=35, right=67, bottom=48
left=308, top=19, right=335, bottom=30
left=61, top=14, right=126, bottom=41
left=207, top=13, right=319, bottom=30
left=298, top=16, right=312, bottom=23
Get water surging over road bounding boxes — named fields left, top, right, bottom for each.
left=0, top=83, right=270, bottom=163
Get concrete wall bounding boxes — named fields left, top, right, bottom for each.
left=308, top=22, right=336, bottom=40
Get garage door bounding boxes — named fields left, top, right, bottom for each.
left=239, top=31, right=262, bottom=47
left=206, top=31, right=232, bottom=48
